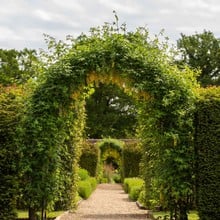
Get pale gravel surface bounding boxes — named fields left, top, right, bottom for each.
left=56, top=183, right=152, bottom=220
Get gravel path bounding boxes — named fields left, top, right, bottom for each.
left=56, top=183, right=152, bottom=220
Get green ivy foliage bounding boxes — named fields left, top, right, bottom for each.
left=0, top=85, right=24, bottom=220
left=20, top=22, right=198, bottom=220
left=194, top=87, right=220, bottom=220
left=98, top=138, right=123, bottom=156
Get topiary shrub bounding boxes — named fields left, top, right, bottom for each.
left=194, top=87, right=220, bottom=220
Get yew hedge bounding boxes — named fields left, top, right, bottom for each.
left=195, top=87, right=220, bottom=220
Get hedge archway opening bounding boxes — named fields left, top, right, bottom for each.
left=22, top=25, right=197, bottom=220
left=97, top=139, right=124, bottom=183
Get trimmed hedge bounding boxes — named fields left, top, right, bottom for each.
left=79, top=142, right=99, bottom=177
left=123, top=178, right=144, bottom=201
left=78, top=177, right=97, bottom=199
left=78, top=168, right=90, bottom=181
left=194, top=87, right=220, bottom=220
left=123, top=142, right=142, bottom=178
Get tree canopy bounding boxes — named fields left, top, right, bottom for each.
left=85, top=83, right=137, bottom=138
left=177, top=30, right=220, bottom=86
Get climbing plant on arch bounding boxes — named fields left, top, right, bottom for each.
left=21, top=25, right=197, bottom=220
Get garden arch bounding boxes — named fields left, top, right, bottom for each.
left=98, top=139, right=124, bottom=183
left=22, top=27, right=196, bottom=219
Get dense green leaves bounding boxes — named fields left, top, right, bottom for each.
left=195, top=87, right=220, bottom=220
left=0, top=48, right=40, bottom=85
left=0, top=85, right=24, bottom=220
left=18, top=23, right=198, bottom=220
left=85, top=83, right=137, bottom=138
left=123, top=142, right=142, bottom=178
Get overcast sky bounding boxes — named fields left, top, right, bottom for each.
left=1, top=0, right=220, bottom=50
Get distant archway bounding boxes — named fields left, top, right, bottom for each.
left=98, top=139, right=123, bottom=183
left=22, top=25, right=196, bottom=219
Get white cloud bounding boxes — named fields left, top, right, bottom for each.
left=0, top=0, right=220, bottom=50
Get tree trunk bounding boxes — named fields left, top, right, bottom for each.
left=29, top=207, right=37, bottom=220
left=179, top=201, right=188, bottom=220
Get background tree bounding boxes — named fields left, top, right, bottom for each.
left=0, top=48, right=39, bottom=85
left=177, top=30, right=220, bottom=86
left=85, top=83, right=137, bottom=138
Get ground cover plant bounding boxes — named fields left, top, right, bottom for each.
left=153, top=211, right=199, bottom=220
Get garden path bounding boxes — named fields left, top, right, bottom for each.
left=55, top=183, right=152, bottom=220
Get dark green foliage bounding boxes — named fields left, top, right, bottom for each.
left=194, top=87, right=220, bottom=220
left=79, top=142, right=99, bottom=177
left=85, top=83, right=137, bottom=138
left=123, top=142, right=141, bottom=178
left=0, top=85, right=24, bottom=220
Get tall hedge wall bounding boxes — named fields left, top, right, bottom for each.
left=194, top=87, right=220, bottom=220
left=123, top=141, right=142, bottom=178
left=0, top=86, right=23, bottom=220
left=79, top=141, right=99, bottom=177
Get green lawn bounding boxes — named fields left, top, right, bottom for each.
left=153, top=210, right=199, bottom=220
left=17, top=210, right=64, bottom=219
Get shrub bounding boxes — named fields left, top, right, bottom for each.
left=78, top=168, right=89, bottom=181
left=194, top=87, right=220, bottom=220
left=89, top=177, right=97, bottom=190
left=123, top=178, right=144, bottom=201
left=129, top=185, right=142, bottom=201
left=112, top=173, right=121, bottom=183
left=78, top=177, right=97, bottom=199
left=138, top=190, right=146, bottom=207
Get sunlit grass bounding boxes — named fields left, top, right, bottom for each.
left=153, top=210, right=199, bottom=220
left=17, top=210, right=64, bottom=219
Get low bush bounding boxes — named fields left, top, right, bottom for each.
left=78, top=168, right=89, bottom=181
left=78, top=177, right=97, bottom=199
left=112, top=173, right=121, bottom=183
left=138, top=189, right=146, bottom=207
left=129, top=185, right=142, bottom=201
left=123, top=178, right=144, bottom=201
